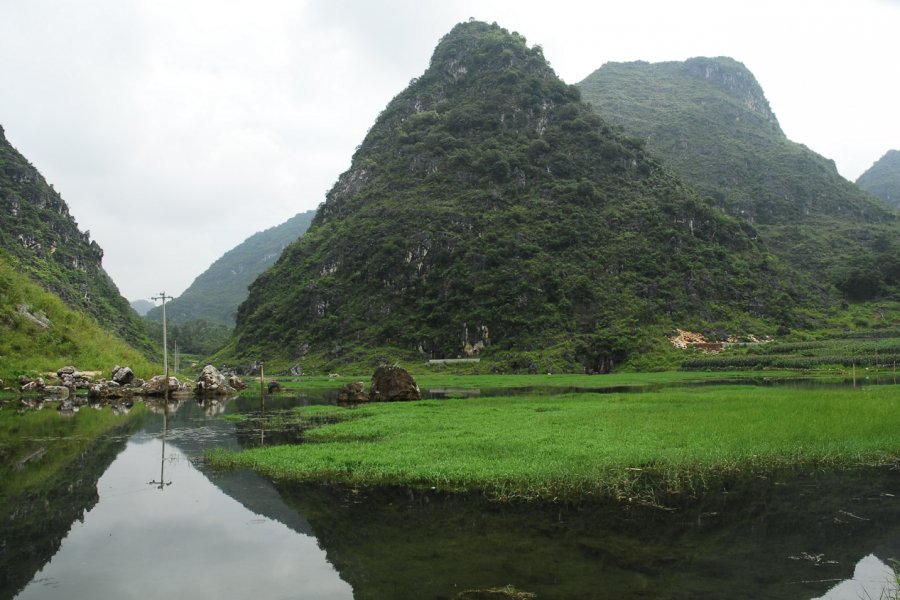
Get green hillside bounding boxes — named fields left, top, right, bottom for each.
left=146, top=209, right=316, bottom=326
left=0, top=251, right=156, bottom=384
left=858, top=149, right=900, bottom=209
left=221, top=21, right=830, bottom=372
left=577, top=58, right=900, bottom=301
left=0, top=125, right=153, bottom=352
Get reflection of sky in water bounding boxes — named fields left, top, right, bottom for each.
left=15, top=438, right=352, bottom=600
left=814, top=554, right=897, bottom=600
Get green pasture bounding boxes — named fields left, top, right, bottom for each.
left=208, top=383, right=900, bottom=501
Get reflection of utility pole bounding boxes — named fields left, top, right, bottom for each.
left=149, top=402, right=172, bottom=490
left=174, top=340, right=178, bottom=375
left=151, top=292, right=174, bottom=401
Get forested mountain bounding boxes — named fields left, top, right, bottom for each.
left=857, top=150, right=900, bottom=210
left=577, top=58, right=900, bottom=301
left=146, top=209, right=316, bottom=326
left=0, top=125, right=152, bottom=351
left=224, top=21, right=829, bottom=370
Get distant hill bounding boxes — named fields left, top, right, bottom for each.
left=0, top=125, right=153, bottom=351
left=130, top=299, right=156, bottom=316
left=577, top=58, right=900, bottom=300
left=146, top=210, right=316, bottom=326
left=222, top=21, right=830, bottom=372
left=857, top=150, right=900, bottom=210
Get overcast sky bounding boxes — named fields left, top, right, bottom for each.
left=1, top=0, right=898, bottom=303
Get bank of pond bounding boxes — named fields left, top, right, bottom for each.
left=1, top=374, right=899, bottom=599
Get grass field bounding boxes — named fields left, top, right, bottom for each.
left=208, top=383, right=900, bottom=501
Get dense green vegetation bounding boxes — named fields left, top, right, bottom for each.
left=577, top=58, right=900, bottom=302
left=0, top=126, right=154, bottom=352
left=146, top=209, right=316, bottom=326
left=0, top=252, right=158, bottom=384
left=222, top=21, right=830, bottom=373
left=858, top=149, right=900, bottom=210
left=208, top=383, right=900, bottom=499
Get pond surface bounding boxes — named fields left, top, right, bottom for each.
left=2, top=383, right=900, bottom=600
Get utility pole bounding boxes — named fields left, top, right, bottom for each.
left=151, top=292, right=174, bottom=401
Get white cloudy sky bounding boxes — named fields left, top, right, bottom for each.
left=1, top=0, right=898, bottom=302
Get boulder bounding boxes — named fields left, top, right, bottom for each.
left=228, top=375, right=248, bottom=390
left=112, top=366, right=135, bottom=385
left=132, top=378, right=145, bottom=387
left=21, top=378, right=45, bottom=392
left=142, top=375, right=187, bottom=396
left=42, top=386, right=69, bottom=398
left=267, top=381, right=286, bottom=393
left=57, top=365, right=76, bottom=376
left=19, top=375, right=31, bottom=385
left=369, top=366, right=421, bottom=402
left=88, top=382, right=132, bottom=399
left=336, top=381, right=368, bottom=402
left=195, top=365, right=235, bottom=395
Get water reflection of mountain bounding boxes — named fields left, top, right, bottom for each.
left=0, top=411, right=148, bottom=600
left=268, top=470, right=900, bottom=600
left=145, top=398, right=315, bottom=538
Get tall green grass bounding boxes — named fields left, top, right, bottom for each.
left=0, top=256, right=158, bottom=383
left=207, top=384, right=900, bottom=500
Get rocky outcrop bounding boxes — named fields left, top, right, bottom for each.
left=21, top=378, right=45, bottom=392
left=228, top=375, right=248, bottom=390
left=42, top=386, right=69, bottom=398
left=111, top=365, right=135, bottom=385
left=194, top=365, right=235, bottom=395
left=369, top=366, right=421, bottom=402
left=142, top=375, right=189, bottom=396
left=88, top=381, right=132, bottom=399
left=60, top=371, right=92, bottom=390
left=336, top=381, right=368, bottom=402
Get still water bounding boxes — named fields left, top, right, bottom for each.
left=2, top=382, right=899, bottom=600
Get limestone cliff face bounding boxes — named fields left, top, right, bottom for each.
left=0, top=125, right=151, bottom=349
left=682, top=57, right=782, bottom=133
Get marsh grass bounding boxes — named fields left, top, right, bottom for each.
left=207, top=384, right=900, bottom=501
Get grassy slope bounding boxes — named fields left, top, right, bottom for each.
left=858, top=149, right=900, bottom=209
left=0, top=126, right=155, bottom=353
left=577, top=58, right=900, bottom=300
left=145, top=209, right=316, bottom=326
left=0, top=253, right=158, bottom=384
left=208, top=384, right=900, bottom=499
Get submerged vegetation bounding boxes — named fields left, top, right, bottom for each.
left=207, top=383, right=900, bottom=500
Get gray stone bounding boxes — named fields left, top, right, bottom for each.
left=336, top=381, right=368, bottom=402
left=369, top=366, right=421, bottom=402
left=42, top=386, right=69, bottom=398
left=195, top=365, right=235, bottom=395
left=112, top=366, right=135, bottom=385
left=57, top=366, right=76, bottom=376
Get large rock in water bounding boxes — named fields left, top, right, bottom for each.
left=336, top=381, right=368, bottom=402
left=112, top=366, right=135, bottom=385
left=194, top=365, right=235, bottom=395
left=228, top=375, right=248, bottom=390
left=369, top=366, right=421, bottom=402
left=142, top=375, right=188, bottom=396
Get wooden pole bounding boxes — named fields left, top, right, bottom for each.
left=260, top=361, right=265, bottom=405
left=852, top=363, right=856, bottom=388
